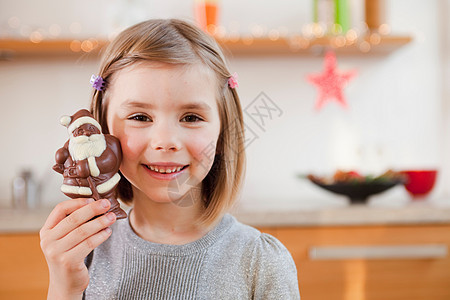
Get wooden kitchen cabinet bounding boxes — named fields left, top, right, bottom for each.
left=3, top=224, right=448, bottom=300
left=0, top=233, right=48, bottom=299
left=258, top=224, right=450, bottom=300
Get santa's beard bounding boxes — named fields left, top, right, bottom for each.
left=69, top=133, right=106, bottom=161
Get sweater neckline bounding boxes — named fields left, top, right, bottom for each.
left=118, top=213, right=235, bottom=256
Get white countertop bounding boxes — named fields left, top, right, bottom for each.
left=233, top=203, right=450, bottom=227
left=2, top=198, right=450, bottom=233
left=0, top=208, right=51, bottom=233
left=231, top=197, right=450, bottom=227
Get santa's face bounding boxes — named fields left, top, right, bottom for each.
left=106, top=62, right=221, bottom=206
left=69, top=124, right=106, bottom=161
left=72, top=123, right=100, bottom=137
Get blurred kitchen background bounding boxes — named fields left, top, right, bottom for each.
left=2, top=1, right=450, bottom=299
left=1, top=0, right=449, bottom=210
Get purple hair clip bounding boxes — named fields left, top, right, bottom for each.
left=228, top=72, right=239, bottom=89
left=90, top=74, right=105, bottom=91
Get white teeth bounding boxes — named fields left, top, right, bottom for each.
left=147, top=165, right=184, bottom=174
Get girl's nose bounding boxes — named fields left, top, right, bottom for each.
left=150, top=123, right=181, bottom=152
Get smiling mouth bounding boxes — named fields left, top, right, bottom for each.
left=143, top=164, right=189, bottom=174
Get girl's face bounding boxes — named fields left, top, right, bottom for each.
left=106, top=62, right=221, bottom=205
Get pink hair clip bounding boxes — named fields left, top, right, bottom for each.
left=90, top=74, right=105, bottom=91
left=228, top=72, right=239, bottom=89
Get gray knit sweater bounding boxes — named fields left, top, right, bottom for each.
left=84, top=214, right=300, bottom=299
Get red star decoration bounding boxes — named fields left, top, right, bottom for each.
left=307, top=51, right=357, bottom=110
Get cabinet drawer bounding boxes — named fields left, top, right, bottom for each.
left=260, top=225, right=450, bottom=300
left=309, top=244, right=447, bottom=260
left=0, top=233, right=49, bottom=299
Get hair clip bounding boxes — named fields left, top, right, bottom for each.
left=228, top=72, right=239, bottom=89
left=90, top=74, right=105, bottom=91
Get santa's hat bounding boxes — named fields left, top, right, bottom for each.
left=60, top=109, right=102, bottom=134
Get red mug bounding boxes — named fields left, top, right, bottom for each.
left=401, top=170, right=438, bottom=199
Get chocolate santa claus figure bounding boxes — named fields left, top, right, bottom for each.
left=53, top=109, right=127, bottom=219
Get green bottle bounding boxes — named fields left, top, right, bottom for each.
left=334, top=0, right=351, bottom=33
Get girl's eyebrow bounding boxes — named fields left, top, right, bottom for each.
left=180, top=102, right=212, bottom=111
left=121, top=100, right=212, bottom=111
left=121, top=101, right=152, bottom=109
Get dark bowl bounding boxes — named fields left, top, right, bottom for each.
left=308, top=179, right=403, bottom=204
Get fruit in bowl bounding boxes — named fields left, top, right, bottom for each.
left=301, top=170, right=407, bottom=204
left=401, top=170, right=438, bottom=199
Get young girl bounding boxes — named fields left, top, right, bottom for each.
left=40, top=19, right=300, bottom=299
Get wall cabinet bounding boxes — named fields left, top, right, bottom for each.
left=258, top=224, right=450, bottom=300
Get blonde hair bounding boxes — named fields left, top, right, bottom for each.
left=90, top=19, right=246, bottom=226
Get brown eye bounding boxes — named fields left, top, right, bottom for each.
left=129, top=114, right=151, bottom=122
left=182, top=115, right=203, bottom=123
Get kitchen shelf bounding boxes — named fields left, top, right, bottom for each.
left=0, top=34, right=412, bottom=59
left=219, top=35, right=412, bottom=56
left=0, top=39, right=108, bottom=58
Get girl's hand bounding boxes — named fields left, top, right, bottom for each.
left=40, top=198, right=116, bottom=300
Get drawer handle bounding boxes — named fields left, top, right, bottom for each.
left=309, top=244, right=448, bottom=260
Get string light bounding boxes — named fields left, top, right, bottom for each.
left=331, top=23, right=343, bottom=35
left=346, top=29, right=358, bottom=43
left=288, top=36, right=310, bottom=51
left=378, top=24, right=391, bottom=35
left=301, top=23, right=315, bottom=39
left=268, top=29, right=280, bottom=41
left=312, top=23, right=326, bottom=38
left=29, top=31, right=43, bottom=43
left=359, top=41, right=371, bottom=53
left=48, top=24, right=61, bottom=37
left=288, top=36, right=302, bottom=51
left=1, top=16, right=395, bottom=54
left=334, top=35, right=347, bottom=48
left=1, top=16, right=105, bottom=53
left=250, top=24, right=265, bottom=38
left=206, top=24, right=217, bottom=35
left=214, top=25, right=227, bottom=39
left=227, top=33, right=240, bottom=43
left=369, top=33, right=381, bottom=45
left=69, top=40, right=81, bottom=52
left=7, top=17, right=21, bottom=29
left=80, top=39, right=93, bottom=52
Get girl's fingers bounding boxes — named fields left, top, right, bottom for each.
left=51, top=199, right=112, bottom=241
left=41, top=198, right=94, bottom=231
left=60, top=212, right=116, bottom=252
left=66, top=226, right=113, bottom=262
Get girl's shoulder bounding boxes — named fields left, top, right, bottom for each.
left=217, top=214, right=300, bottom=298
left=223, top=214, right=293, bottom=259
